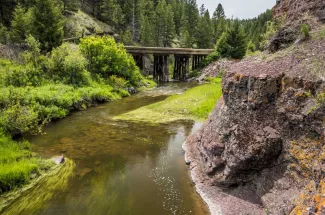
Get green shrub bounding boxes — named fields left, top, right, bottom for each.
left=247, top=41, right=256, bottom=53
left=188, top=70, right=200, bottom=78
left=259, top=21, right=277, bottom=49
left=21, top=35, right=41, bottom=67
left=108, top=75, right=129, bottom=89
left=0, top=102, right=41, bottom=136
left=301, top=23, right=310, bottom=39
left=5, top=65, right=44, bottom=87
left=62, top=51, right=90, bottom=86
left=79, top=36, right=143, bottom=86
left=202, top=51, right=221, bottom=67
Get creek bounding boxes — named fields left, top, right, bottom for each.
left=5, top=83, right=208, bottom=215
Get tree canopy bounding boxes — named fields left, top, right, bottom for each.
left=1, top=0, right=273, bottom=54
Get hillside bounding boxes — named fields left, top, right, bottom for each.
left=64, top=10, right=115, bottom=39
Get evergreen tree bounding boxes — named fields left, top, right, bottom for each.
left=199, top=4, right=205, bottom=16
left=31, top=0, right=65, bottom=51
left=122, top=0, right=146, bottom=41
left=216, top=20, right=247, bottom=59
left=63, top=0, right=79, bottom=11
left=101, top=0, right=124, bottom=26
left=180, top=0, right=199, bottom=48
left=11, top=3, right=30, bottom=43
left=140, top=15, right=154, bottom=46
left=171, top=0, right=183, bottom=36
left=140, top=0, right=155, bottom=46
left=153, top=0, right=175, bottom=47
left=212, top=3, right=226, bottom=43
left=197, top=9, right=213, bottom=48
left=163, top=4, right=175, bottom=47
left=0, top=0, right=16, bottom=26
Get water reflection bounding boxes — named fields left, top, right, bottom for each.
left=5, top=83, right=208, bottom=215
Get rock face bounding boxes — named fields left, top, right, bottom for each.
left=185, top=46, right=325, bottom=214
left=269, top=0, right=325, bottom=52
left=273, top=0, right=325, bottom=22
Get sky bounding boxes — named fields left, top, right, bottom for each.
left=196, top=0, right=276, bottom=19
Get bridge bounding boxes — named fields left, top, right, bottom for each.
left=125, top=46, right=214, bottom=83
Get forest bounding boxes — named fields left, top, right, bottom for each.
left=0, top=0, right=273, bottom=51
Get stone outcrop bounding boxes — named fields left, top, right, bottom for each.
left=269, top=0, right=325, bottom=52
left=273, top=0, right=325, bottom=22
left=184, top=40, right=325, bottom=214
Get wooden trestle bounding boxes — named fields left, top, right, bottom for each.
left=126, top=47, right=213, bottom=83
left=173, top=55, right=189, bottom=81
left=153, top=55, right=169, bottom=83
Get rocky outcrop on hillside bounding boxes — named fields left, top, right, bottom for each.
left=269, top=0, right=325, bottom=52
left=273, top=0, right=325, bottom=22
left=194, top=60, right=236, bottom=83
left=184, top=40, right=325, bottom=214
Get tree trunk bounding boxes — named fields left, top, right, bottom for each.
left=0, top=0, right=4, bottom=25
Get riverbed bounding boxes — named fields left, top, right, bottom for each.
left=3, top=83, right=209, bottom=215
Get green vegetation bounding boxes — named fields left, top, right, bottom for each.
left=1, top=0, right=272, bottom=53
left=301, top=23, right=310, bottom=40
left=0, top=159, right=75, bottom=214
left=0, top=0, right=274, bottom=199
left=216, top=20, right=247, bottom=59
left=115, top=81, right=222, bottom=123
left=0, top=35, right=153, bottom=195
left=0, top=132, right=53, bottom=194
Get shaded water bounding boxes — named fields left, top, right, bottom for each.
left=6, top=83, right=208, bottom=215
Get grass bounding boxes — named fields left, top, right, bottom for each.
left=115, top=80, right=223, bottom=124
left=0, top=159, right=74, bottom=214
left=0, top=132, right=50, bottom=194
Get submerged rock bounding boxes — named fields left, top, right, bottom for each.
left=52, top=155, right=65, bottom=165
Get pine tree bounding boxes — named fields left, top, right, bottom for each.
left=11, top=3, right=30, bottom=43
left=140, top=15, right=154, bottom=46
left=101, top=0, right=124, bottom=27
left=171, top=0, right=183, bottom=36
left=212, top=3, right=226, bottom=43
left=153, top=0, right=175, bottom=47
left=63, top=0, right=79, bottom=11
left=216, top=20, right=247, bottom=59
left=163, top=4, right=175, bottom=47
left=197, top=9, right=213, bottom=48
left=31, top=0, right=65, bottom=51
left=0, top=0, right=16, bottom=26
left=180, top=0, right=199, bottom=48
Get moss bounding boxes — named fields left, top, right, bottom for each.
left=114, top=82, right=223, bottom=124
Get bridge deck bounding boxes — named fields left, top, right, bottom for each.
left=125, top=46, right=214, bottom=55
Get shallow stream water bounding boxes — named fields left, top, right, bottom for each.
left=4, top=83, right=208, bottom=215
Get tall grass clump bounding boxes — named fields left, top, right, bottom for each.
left=0, top=132, right=40, bottom=194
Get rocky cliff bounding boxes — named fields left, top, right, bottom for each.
left=184, top=39, right=325, bottom=214
left=269, top=0, right=325, bottom=52
left=273, top=0, right=325, bottom=22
